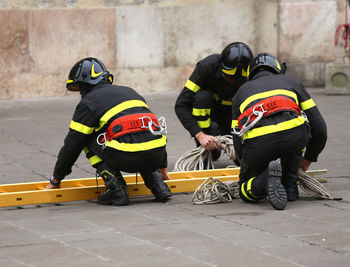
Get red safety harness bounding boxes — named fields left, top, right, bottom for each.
left=99, top=113, right=161, bottom=143
left=237, top=96, right=301, bottom=130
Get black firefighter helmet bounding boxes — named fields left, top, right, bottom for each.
left=66, top=57, right=113, bottom=91
left=220, top=42, right=253, bottom=78
left=248, top=53, right=287, bottom=81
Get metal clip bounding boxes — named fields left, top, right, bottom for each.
left=139, top=116, right=167, bottom=135
left=252, top=104, right=266, bottom=115
left=231, top=103, right=266, bottom=137
left=139, top=116, right=152, bottom=129
left=96, top=133, right=107, bottom=149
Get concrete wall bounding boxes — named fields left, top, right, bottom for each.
left=0, top=0, right=343, bottom=99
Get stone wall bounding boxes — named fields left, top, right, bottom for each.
left=0, top=0, right=344, bottom=99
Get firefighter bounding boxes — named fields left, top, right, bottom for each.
left=46, top=57, right=172, bottom=205
left=231, top=53, right=327, bottom=210
left=175, top=42, right=253, bottom=161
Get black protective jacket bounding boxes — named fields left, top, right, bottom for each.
left=232, top=71, right=327, bottom=162
left=175, top=54, right=240, bottom=136
left=53, top=83, right=166, bottom=181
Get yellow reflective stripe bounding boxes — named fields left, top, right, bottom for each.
left=185, top=80, right=201, bottom=93
left=300, top=98, right=315, bottom=110
left=70, top=120, right=95, bottom=134
left=222, top=67, right=237, bottom=75
left=221, top=100, right=232, bottom=106
left=106, top=135, right=167, bottom=152
left=192, top=108, right=211, bottom=116
left=88, top=155, right=103, bottom=166
left=91, top=64, right=102, bottom=77
left=83, top=146, right=89, bottom=154
left=240, top=89, right=298, bottom=113
left=247, top=177, right=259, bottom=198
left=241, top=68, right=248, bottom=77
left=243, top=116, right=306, bottom=140
left=240, top=183, right=256, bottom=202
left=275, top=59, right=281, bottom=70
left=197, top=119, right=210, bottom=128
left=231, top=120, right=238, bottom=128
left=96, top=100, right=149, bottom=131
left=83, top=146, right=102, bottom=166
left=67, top=79, right=74, bottom=84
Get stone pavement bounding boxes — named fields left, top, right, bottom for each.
left=0, top=88, right=349, bottom=267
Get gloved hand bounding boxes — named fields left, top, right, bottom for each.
left=46, top=177, right=61, bottom=189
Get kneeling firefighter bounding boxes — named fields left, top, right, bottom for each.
left=46, top=57, right=172, bottom=205
left=175, top=42, right=253, bottom=161
left=231, top=53, right=327, bottom=210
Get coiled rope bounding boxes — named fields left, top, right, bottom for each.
left=192, top=177, right=239, bottom=204
left=298, top=169, right=342, bottom=201
left=173, top=135, right=341, bottom=204
left=173, top=135, right=235, bottom=172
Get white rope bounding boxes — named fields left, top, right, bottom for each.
left=192, top=177, right=239, bottom=205
left=173, top=135, right=235, bottom=172
left=175, top=136, right=340, bottom=204
left=298, top=169, right=339, bottom=200
left=192, top=170, right=339, bottom=205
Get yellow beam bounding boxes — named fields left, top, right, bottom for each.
left=0, top=168, right=326, bottom=207
left=0, top=168, right=240, bottom=207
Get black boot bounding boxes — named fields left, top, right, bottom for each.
left=265, top=161, right=287, bottom=210
left=280, top=157, right=301, bottom=201
left=142, top=171, right=172, bottom=202
left=97, top=169, right=129, bottom=206
left=284, top=184, right=299, bottom=201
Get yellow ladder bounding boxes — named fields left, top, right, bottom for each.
left=0, top=168, right=240, bottom=207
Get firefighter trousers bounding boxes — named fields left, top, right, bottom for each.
left=238, top=123, right=311, bottom=202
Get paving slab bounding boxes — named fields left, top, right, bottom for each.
left=0, top=88, right=349, bottom=266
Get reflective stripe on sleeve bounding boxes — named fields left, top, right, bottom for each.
left=197, top=118, right=211, bottom=128
left=300, top=98, right=316, bottom=110
left=185, top=80, right=201, bottom=93
left=70, top=120, right=95, bottom=134
left=221, top=100, right=232, bottom=106
left=192, top=108, right=211, bottom=116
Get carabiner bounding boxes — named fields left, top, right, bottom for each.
left=96, top=133, right=107, bottom=149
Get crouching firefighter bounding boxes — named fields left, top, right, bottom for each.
left=46, top=57, right=172, bottom=205
left=231, top=53, right=327, bottom=210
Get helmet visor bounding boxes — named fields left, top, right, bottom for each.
left=66, top=79, right=80, bottom=91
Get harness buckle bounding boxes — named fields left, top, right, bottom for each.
left=139, top=116, right=167, bottom=135
left=97, top=133, right=107, bottom=149
left=232, top=103, right=266, bottom=138
left=252, top=103, right=266, bottom=115
left=139, top=116, right=152, bottom=129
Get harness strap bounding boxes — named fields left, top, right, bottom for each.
left=104, top=113, right=160, bottom=141
left=237, top=96, right=301, bottom=130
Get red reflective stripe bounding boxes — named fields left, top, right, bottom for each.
left=238, top=96, right=301, bottom=129
left=105, top=113, right=159, bottom=140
